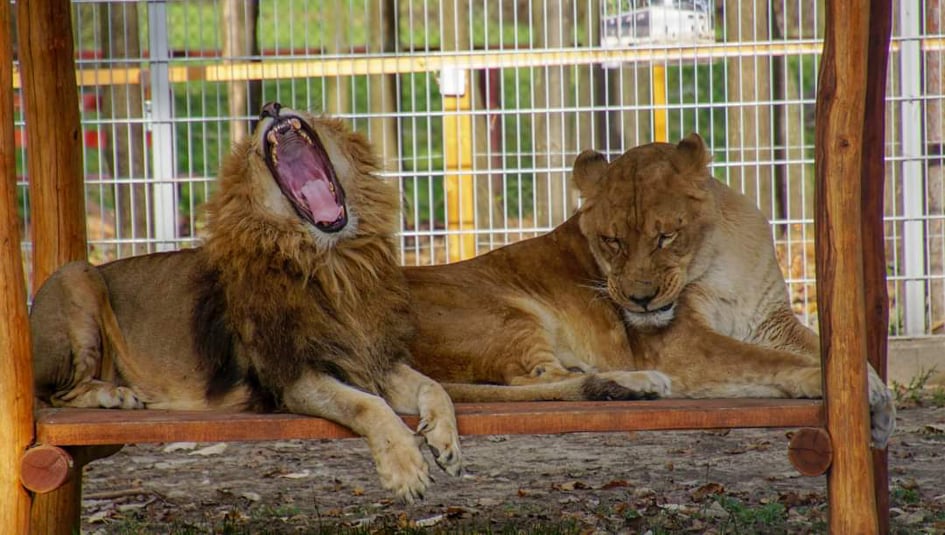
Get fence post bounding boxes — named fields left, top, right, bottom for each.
left=899, top=0, right=927, bottom=335
left=815, top=0, right=881, bottom=532
left=0, top=0, right=34, bottom=530
left=147, top=0, right=178, bottom=252
left=17, top=0, right=87, bottom=290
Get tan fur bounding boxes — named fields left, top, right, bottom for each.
left=406, top=133, right=895, bottom=448
left=31, top=106, right=461, bottom=500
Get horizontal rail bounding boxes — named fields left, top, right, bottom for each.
left=35, top=399, right=824, bottom=446
left=10, top=38, right=945, bottom=88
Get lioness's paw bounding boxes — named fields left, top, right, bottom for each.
left=417, top=415, right=463, bottom=477
left=867, top=369, right=896, bottom=449
left=372, top=429, right=431, bottom=503
left=581, top=371, right=672, bottom=400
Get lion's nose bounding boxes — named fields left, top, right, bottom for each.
left=629, top=293, right=655, bottom=309
left=260, top=101, right=282, bottom=119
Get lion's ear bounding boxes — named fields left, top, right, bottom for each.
left=572, top=150, right=609, bottom=197
left=674, top=132, right=712, bottom=173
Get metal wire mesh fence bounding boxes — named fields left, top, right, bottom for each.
left=10, top=0, right=945, bottom=337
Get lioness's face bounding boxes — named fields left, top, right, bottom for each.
left=573, top=133, right=718, bottom=330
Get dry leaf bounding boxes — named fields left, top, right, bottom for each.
left=690, top=482, right=725, bottom=502
left=189, top=443, right=228, bottom=456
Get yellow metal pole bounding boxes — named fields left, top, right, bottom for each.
left=443, top=82, right=476, bottom=262
left=652, top=63, right=667, bottom=142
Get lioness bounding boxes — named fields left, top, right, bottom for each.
left=31, top=103, right=461, bottom=501
left=406, top=133, right=895, bottom=448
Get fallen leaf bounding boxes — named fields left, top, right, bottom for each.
left=352, top=487, right=364, bottom=496
left=240, top=491, right=261, bottom=502
left=690, top=482, right=725, bottom=502
left=163, top=442, right=197, bottom=453
left=924, top=423, right=945, bottom=434
left=280, top=469, right=311, bottom=479
left=189, top=443, right=228, bottom=456
left=415, top=514, right=446, bottom=528
left=552, top=480, right=588, bottom=491
left=87, top=510, right=112, bottom=524
left=601, top=479, right=630, bottom=490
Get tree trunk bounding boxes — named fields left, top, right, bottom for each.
left=532, top=0, right=575, bottom=228
left=367, top=0, right=399, bottom=174
left=325, top=1, right=350, bottom=115
left=221, top=0, right=261, bottom=144
left=99, top=2, right=149, bottom=258
left=725, top=0, right=775, bottom=220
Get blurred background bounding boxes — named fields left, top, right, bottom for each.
left=8, top=0, right=945, bottom=344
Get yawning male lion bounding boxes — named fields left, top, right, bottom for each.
left=31, top=103, right=462, bottom=501
left=405, top=133, right=895, bottom=449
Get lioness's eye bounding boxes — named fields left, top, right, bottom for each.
left=658, top=232, right=678, bottom=249
left=599, top=235, right=621, bottom=252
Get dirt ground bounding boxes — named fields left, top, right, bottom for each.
left=79, top=401, right=945, bottom=534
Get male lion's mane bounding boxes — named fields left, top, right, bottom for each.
left=194, top=117, right=412, bottom=406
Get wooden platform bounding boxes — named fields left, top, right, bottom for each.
left=34, top=399, right=824, bottom=446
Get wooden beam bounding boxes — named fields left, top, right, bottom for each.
left=17, top=0, right=87, bottom=291
left=863, top=1, right=894, bottom=532
left=0, top=0, right=34, bottom=531
left=34, top=400, right=824, bottom=447
left=815, top=1, right=880, bottom=533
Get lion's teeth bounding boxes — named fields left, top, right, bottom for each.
left=267, top=130, right=279, bottom=145
left=290, top=118, right=302, bottom=130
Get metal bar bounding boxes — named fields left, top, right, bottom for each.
left=900, top=0, right=927, bottom=335
left=147, top=0, right=177, bottom=252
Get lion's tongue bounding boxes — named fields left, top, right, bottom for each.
left=301, top=180, right=343, bottom=223
left=278, top=134, right=342, bottom=224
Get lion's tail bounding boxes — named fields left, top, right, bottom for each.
left=98, top=296, right=138, bottom=385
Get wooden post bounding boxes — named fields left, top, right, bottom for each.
left=17, top=0, right=88, bottom=291
left=0, top=0, right=35, bottom=531
left=814, top=1, right=880, bottom=533
left=862, top=1, right=893, bottom=532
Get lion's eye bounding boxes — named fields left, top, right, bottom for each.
left=658, top=232, right=678, bottom=249
left=599, top=235, right=621, bottom=252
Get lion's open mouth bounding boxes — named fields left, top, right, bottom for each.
left=262, top=112, right=348, bottom=233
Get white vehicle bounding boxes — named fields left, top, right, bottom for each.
left=602, top=0, right=714, bottom=48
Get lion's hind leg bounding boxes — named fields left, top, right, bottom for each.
left=383, top=363, right=463, bottom=477
left=31, top=261, right=143, bottom=410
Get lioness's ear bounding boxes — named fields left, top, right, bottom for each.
left=572, top=150, right=609, bottom=197
left=674, top=132, right=712, bottom=172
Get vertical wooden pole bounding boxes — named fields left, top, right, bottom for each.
left=814, top=1, right=879, bottom=533
left=0, top=0, right=35, bottom=531
left=862, top=1, right=893, bottom=532
left=17, top=0, right=88, bottom=292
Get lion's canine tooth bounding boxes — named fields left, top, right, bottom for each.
left=290, top=118, right=302, bottom=130
left=267, top=130, right=279, bottom=145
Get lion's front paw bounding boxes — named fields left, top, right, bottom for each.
left=867, top=369, right=896, bottom=449
left=581, top=370, right=672, bottom=400
left=417, top=414, right=463, bottom=477
left=371, top=428, right=432, bottom=503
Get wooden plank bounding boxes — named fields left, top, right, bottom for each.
left=17, top=0, right=88, bottom=292
left=814, top=1, right=880, bottom=533
left=0, top=0, right=34, bottom=531
left=35, top=399, right=824, bottom=446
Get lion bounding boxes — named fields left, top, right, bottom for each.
left=30, top=102, right=462, bottom=501
left=405, top=133, right=895, bottom=448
